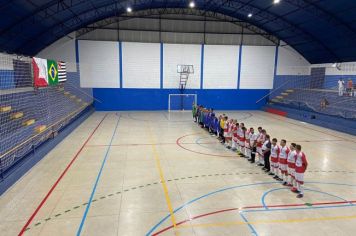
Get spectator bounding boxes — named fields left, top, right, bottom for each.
left=320, top=98, right=329, bottom=109
left=347, top=79, right=353, bottom=96
left=338, top=79, right=344, bottom=96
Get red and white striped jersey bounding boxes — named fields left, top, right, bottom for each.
left=270, top=144, right=280, bottom=158
left=279, top=146, right=290, bottom=160
left=295, top=151, right=308, bottom=173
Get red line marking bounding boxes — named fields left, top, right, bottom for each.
left=152, top=200, right=356, bottom=235
left=18, top=114, right=108, bottom=236
left=176, top=134, right=237, bottom=158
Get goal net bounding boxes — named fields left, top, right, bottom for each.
left=265, top=64, right=356, bottom=119
left=168, top=94, right=197, bottom=111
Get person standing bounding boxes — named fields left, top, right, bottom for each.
left=262, top=135, right=271, bottom=173
left=338, top=79, right=344, bottom=96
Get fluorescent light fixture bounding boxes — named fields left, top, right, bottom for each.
left=126, top=7, right=132, bottom=13
left=248, top=13, right=253, bottom=18
left=189, top=1, right=195, bottom=8
left=273, top=0, right=281, bottom=4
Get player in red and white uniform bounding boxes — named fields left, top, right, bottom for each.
left=245, top=128, right=251, bottom=159
left=279, top=139, right=290, bottom=185
left=287, top=143, right=297, bottom=188
left=224, top=119, right=233, bottom=148
left=270, top=138, right=281, bottom=180
left=293, top=144, right=308, bottom=198
left=231, top=120, right=238, bottom=151
left=257, top=129, right=266, bottom=166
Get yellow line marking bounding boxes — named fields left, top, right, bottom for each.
left=147, top=125, right=178, bottom=232
left=177, top=215, right=356, bottom=229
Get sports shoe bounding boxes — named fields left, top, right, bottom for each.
left=282, top=182, right=288, bottom=186
left=291, top=188, right=299, bottom=193
left=269, top=172, right=274, bottom=176
left=258, top=163, right=264, bottom=166
left=296, top=194, right=304, bottom=198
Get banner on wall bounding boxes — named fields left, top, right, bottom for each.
left=32, top=57, right=67, bottom=87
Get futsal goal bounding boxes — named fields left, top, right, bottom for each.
left=168, top=94, right=197, bottom=112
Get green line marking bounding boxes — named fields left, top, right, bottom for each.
left=24, top=169, right=352, bottom=232
left=167, top=179, right=172, bottom=182
left=108, top=193, right=114, bottom=196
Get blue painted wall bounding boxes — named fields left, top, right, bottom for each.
left=93, top=88, right=269, bottom=110
left=323, top=75, right=356, bottom=89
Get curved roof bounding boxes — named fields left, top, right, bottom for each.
left=1, top=0, right=356, bottom=63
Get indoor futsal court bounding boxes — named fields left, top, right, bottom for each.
left=1, top=1, right=356, bottom=236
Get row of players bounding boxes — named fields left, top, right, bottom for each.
left=192, top=106, right=308, bottom=198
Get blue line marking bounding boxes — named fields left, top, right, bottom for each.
left=261, top=187, right=351, bottom=209
left=145, top=182, right=277, bottom=236
left=145, top=181, right=356, bottom=235
left=160, top=43, right=163, bottom=89
left=200, top=44, right=204, bottom=89
left=119, top=42, right=123, bottom=88
left=273, top=45, right=279, bottom=88
left=240, top=212, right=258, bottom=236
left=237, top=45, right=243, bottom=89
left=76, top=114, right=121, bottom=236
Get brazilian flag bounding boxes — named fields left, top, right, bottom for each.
left=47, top=60, right=58, bottom=86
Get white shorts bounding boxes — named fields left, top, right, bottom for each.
left=295, top=172, right=304, bottom=184
left=239, top=140, right=245, bottom=147
left=279, top=163, right=287, bottom=174
left=257, top=147, right=262, bottom=155
left=287, top=167, right=295, bottom=177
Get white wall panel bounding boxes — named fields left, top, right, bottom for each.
left=240, top=46, right=276, bottom=89
left=203, top=45, right=239, bottom=89
left=163, top=44, right=201, bottom=89
left=78, top=40, right=120, bottom=88
left=37, top=33, right=77, bottom=72
left=277, top=46, right=310, bottom=75
left=122, top=42, right=160, bottom=88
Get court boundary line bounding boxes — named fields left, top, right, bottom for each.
left=147, top=124, right=178, bottom=230
left=146, top=181, right=356, bottom=235
left=18, top=113, right=108, bottom=235
left=76, top=114, right=121, bottom=235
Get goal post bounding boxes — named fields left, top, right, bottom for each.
left=168, top=94, right=197, bottom=112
